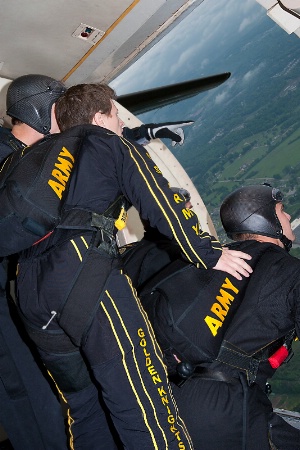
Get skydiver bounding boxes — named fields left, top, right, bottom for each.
left=0, top=73, right=199, bottom=449
left=15, top=82, right=252, bottom=449
left=0, top=75, right=68, bottom=450
left=131, top=183, right=300, bottom=450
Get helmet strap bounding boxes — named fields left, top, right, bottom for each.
left=280, top=234, right=292, bottom=252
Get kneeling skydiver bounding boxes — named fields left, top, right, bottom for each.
left=123, top=183, right=300, bottom=450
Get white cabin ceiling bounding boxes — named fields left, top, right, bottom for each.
left=0, top=0, right=203, bottom=86
left=0, top=0, right=204, bottom=122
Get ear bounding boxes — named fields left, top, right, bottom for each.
left=92, top=112, right=103, bottom=126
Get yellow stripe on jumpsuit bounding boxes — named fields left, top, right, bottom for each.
left=17, top=231, right=193, bottom=450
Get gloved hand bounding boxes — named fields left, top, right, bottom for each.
left=144, top=121, right=194, bottom=146
left=126, top=121, right=194, bottom=146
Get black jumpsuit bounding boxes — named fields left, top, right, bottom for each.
left=17, top=126, right=222, bottom=450
left=135, top=240, right=300, bottom=450
left=0, top=127, right=67, bottom=449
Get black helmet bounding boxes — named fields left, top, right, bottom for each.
left=6, top=74, right=66, bottom=134
left=220, top=184, right=292, bottom=251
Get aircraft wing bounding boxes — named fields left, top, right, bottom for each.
left=118, top=73, right=231, bottom=115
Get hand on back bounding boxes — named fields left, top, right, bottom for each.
left=213, top=246, right=252, bottom=280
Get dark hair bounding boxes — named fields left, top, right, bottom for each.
left=55, top=83, right=116, bottom=131
left=11, top=117, right=23, bottom=126
left=230, top=233, right=258, bottom=242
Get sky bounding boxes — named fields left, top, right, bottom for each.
left=111, top=0, right=265, bottom=96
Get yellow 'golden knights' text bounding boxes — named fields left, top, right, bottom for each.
left=138, top=328, right=187, bottom=449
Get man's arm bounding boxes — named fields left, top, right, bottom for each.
left=123, top=121, right=194, bottom=146
left=118, top=136, right=252, bottom=278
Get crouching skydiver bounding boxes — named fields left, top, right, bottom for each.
left=122, top=184, right=300, bottom=450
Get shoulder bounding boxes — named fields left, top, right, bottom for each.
left=81, top=125, right=126, bottom=151
left=228, top=239, right=300, bottom=273
left=0, top=127, right=12, bottom=141
left=254, top=242, right=300, bottom=282
left=0, top=127, right=23, bottom=163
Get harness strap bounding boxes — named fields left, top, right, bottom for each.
left=216, top=331, right=296, bottom=385
left=239, top=373, right=249, bottom=450
left=0, top=260, right=7, bottom=289
left=58, top=242, right=121, bottom=347
left=217, top=343, right=260, bottom=385
left=0, top=328, right=28, bottom=399
left=57, top=195, right=129, bottom=257
left=57, top=209, right=119, bottom=256
left=57, top=209, right=97, bottom=231
left=169, top=364, right=237, bottom=387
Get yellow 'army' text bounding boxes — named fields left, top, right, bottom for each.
left=204, top=277, right=239, bottom=336
left=48, top=146, right=75, bottom=199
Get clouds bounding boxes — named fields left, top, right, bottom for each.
left=212, top=59, right=266, bottom=108
left=214, top=76, right=237, bottom=104
left=215, top=90, right=229, bottom=104
left=213, top=58, right=266, bottom=107
left=239, top=9, right=263, bottom=32
left=243, top=62, right=265, bottom=82
left=239, top=17, right=254, bottom=32
left=112, top=0, right=265, bottom=96
left=169, top=42, right=207, bottom=77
